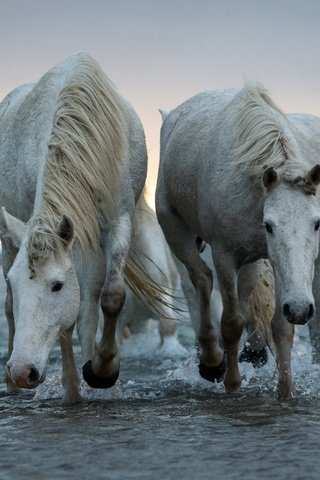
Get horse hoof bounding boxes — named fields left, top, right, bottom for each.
left=82, top=361, right=119, bottom=389
left=199, top=355, right=226, bottom=383
left=239, top=345, right=268, bottom=368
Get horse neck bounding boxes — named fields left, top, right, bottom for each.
left=0, top=79, right=66, bottom=224
left=289, top=114, right=320, bottom=169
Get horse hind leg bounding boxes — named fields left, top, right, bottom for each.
left=213, top=252, right=247, bottom=393
left=157, top=303, right=188, bottom=356
left=159, top=315, right=176, bottom=342
left=156, top=206, right=225, bottom=382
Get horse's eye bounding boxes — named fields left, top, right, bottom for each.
left=315, top=221, right=320, bottom=232
left=264, top=223, right=273, bottom=234
left=51, top=281, right=64, bottom=292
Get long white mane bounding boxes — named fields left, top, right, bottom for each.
left=233, top=83, right=305, bottom=181
left=27, top=53, right=126, bottom=267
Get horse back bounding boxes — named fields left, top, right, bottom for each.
left=0, top=82, right=39, bottom=220
left=0, top=54, right=147, bottom=224
left=157, top=87, right=269, bottom=262
left=158, top=89, right=245, bottom=236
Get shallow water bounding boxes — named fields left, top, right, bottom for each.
left=1, top=275, right=320, bottom=480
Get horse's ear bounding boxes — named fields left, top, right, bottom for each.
left=0, top=207, right=26, bottom=248
left=56, top=215, right=74, bottom=248
left=262, top=166, right=279, bottom=191
left=307, top=164, right=320, bottom=187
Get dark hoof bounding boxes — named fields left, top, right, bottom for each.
left=239, top=345, right=268, bottom=368
left=199, top=355, right=226, bottom=383
left=82, top=361, right=119, bottom=389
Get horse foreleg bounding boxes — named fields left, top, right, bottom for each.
left=60, top=325, right=82, bottom=405
left=189, top=264, right=225, bottom=381
left=77, top=301, right=100, bottom=365
left=82, top=214, right=130, bottom=388
left=309, top=258, right=320, bottom=363
left=221, top=309, right=244, bottom=393
left=5, top=283, right=19, bottom=394
left=2, top=240, right=20, bottom=394
left=83, top=268, right=124, bottom=388
left=156, top=207, right=224, bottom=381
left=214, top=254, right=245, bottom=392
left=272, top=306, right=294, bottom=399
left=76, top=249, right=105, bottom=363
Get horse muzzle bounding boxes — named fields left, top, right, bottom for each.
left=6, top=361, right=46, bottom=389
left=282, top=301, right=315, bottom=325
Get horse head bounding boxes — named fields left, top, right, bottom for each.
left=1, top=209, right=80, bottom=389
left=262, top=164, right=320, bottom=325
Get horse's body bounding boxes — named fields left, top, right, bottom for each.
left=0, top=53, right=158, bottom=403
left=117, top=191, right=179, bottom=345
left=156, top=84, right=320, bottom=398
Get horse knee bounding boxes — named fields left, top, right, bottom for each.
left=221, top=311, right=245, bottom=345
left=101, top=287, right=126, bottom=318
left=271, top=314, right=294, bottom=343
left=189, top=266, right=213, bottom=292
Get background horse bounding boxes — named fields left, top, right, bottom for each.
left=156, top=83, right=320, bottom=399
left=0, top=53, right=163, bottom=404
left=238, top=260, right=274, bottom=366
left=117, top=190, right=181, bottom=350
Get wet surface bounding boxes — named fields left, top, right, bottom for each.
left=1, top=274, right=320, bottom=479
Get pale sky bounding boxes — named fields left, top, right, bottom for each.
left=1, top=0, right=320, bottom=197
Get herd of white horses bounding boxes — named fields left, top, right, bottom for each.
left=0, top=53, right=319, bottom=404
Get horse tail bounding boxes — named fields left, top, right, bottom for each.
left=124, top=251, right=181, bottom=319
left=124, top=195, right=184, bottom=319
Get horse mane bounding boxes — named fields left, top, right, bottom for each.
left=27, top=53, right=126, bottom=269
left=233, top=83, right=305, bottom=182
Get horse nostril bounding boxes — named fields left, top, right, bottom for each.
left=283, top=303, right=290, bottom=319
left=28, top=366, right=40, bottom=384
left=308, top=304, right=315, bottom=320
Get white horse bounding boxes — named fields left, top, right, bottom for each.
left=117, top=190, right=180, bottom=347
left=0, top=53, right=163, bottom=404
left=156, top=83, right=320, bottom=399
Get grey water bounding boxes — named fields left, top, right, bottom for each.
left=1, top=273, right=320, bottom=480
